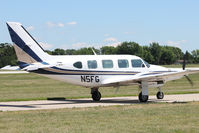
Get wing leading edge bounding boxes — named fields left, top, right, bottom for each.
left=102, top=68, right=199, bottom=86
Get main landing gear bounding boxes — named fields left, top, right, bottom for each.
left=90, top=85, right=164, bottom=102
left=139, top=81, right=149, bottom=102
left=91, top=87, right=101, bottom=101
left=138, top=82, right=164, bottom=102
left=139, top=92, right=148, bottom=102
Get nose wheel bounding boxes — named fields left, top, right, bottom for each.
left=156, top=87, right=164, bottom=99
left=91, top=88, right=101, bottom=101
left=156, top=91, right=164, bottom=99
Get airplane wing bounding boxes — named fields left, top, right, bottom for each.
left=102, top=68, right=199, bottom=85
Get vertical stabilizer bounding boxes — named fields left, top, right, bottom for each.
left=6, top=22, right=50, bottom=68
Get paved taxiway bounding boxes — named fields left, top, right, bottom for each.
left=1, top=94, right=199, bottom=112
left=0, top=71, right=28, bottom=74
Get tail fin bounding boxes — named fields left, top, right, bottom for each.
left=6, top=22, right=50, bottom=68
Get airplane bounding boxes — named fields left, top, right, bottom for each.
left=6, top=22, right=199, bottom=102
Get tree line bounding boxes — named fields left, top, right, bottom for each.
left=0, top=42, right=199, bottom=68
left=0, top=43, right=17, bottom=68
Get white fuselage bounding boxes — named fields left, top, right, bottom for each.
left=36, top=54, right=172, bottom=87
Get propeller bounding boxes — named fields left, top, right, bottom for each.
left=182, top=52, right=186, bottom=70
left=114, top=85, right=120, bottom=94
left=183, top=51, right=194, bottom=86
left=184, top=75, right=194, bottom=86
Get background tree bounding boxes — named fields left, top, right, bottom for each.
left=100, top=46, right=117, bottom=55
left=116, top=42, right=143, bottom=57
left=149, top=42, right=162, bottom=64
left=52, top=48, right=66, bottom=55
left=142, top=46, right=154, bottom=63
left=0, top=43, right=17, bottom=68
left=74, top=47, right=100, bottom=55
left=192, top=49, right=199, bottom=63
left=65, top=49, right=76, bottom=55
left=171, top=47, right=184, bottom=60
left=159, top=48, right=176, bottom=65
left=0, top=42, right=198, bottom=68
left=185, top=51, right=194, bottom=63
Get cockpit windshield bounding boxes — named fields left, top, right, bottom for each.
left=143, top=60, right=150, bottom=68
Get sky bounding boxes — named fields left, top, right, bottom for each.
left=0, top=0, right=199, bottom=52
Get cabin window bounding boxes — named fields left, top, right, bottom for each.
left=73, top=61, right=82, bottom=69
left=131, top=59, right=145, bottom=68
left=102, top=60, right=113, bottom=68
left=87, top=60, right=97, bottom=69
left=118, top=59, right=129, bottom=68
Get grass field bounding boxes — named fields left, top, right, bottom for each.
left=0, top=102, right=199, bottom=133
left=0, top=64, right=199, bottom=102
left=162, top=64, right=199, bottom=68
left=0, top=65, right=199, bottom=133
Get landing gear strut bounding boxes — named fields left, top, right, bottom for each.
left=91, top=88, right=101, bottom=101
left=156, top=87, right=164, bottom=99
left=139, top=81, right=149, bottom=102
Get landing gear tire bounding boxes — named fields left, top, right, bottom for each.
left=92, top=91, right=101, bottom=101
left=156, top=91, right=164, bottom=99
left=139, top=92, right=148, bottom=102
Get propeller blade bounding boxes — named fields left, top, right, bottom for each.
left=182, top=55, right=186, bottom=70
left=184, top=75, right=194, bottom=86
left=182, top=52, right=187, bottom=70
left=114, top=86, right=120, bottom=94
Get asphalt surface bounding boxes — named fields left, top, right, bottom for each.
left=1, top=94, right=199, bottom=112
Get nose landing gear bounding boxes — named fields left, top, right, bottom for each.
left=138, top=81, right=149, bottom=102
left=91, top=87, right=101, bottom=101
left=156, top=91, right=164, bottom=99
left=156, top=87, right=164, bottom=99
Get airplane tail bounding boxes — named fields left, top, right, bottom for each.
left=6, top=22, right=50, bottom=68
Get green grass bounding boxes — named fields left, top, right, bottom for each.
left=0, top=102, right=199, bottom=133
left=0, top=68, right=199, bottom=102
left=0, top=65, right=199, bottom=133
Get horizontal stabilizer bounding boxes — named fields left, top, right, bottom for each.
left=22, top=62, right=53, bottom=71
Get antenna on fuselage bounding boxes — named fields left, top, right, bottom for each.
left=91, top=48, right=97, bottom=55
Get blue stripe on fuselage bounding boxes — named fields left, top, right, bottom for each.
left=32, top=68, right=139, bottom=75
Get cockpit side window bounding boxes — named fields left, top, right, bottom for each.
left=102, top=60, right=113, bottom=68
left=73, top=61, right=82, bottom=69
left=131, top=59, right=145, bottom=68
left=87, top=60, right=97, bottom=69
left=118, top=59, right=129, bottom=68
left=144, top=60, right=150, bottom=68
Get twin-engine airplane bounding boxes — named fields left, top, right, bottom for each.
left=6, top=22, right=199, bottom=102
